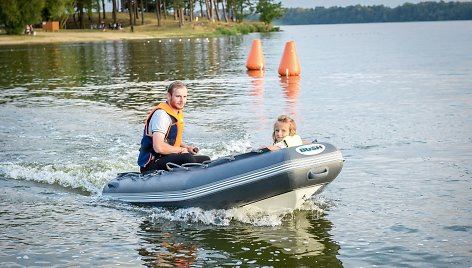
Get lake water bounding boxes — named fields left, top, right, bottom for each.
left=1, top=20, right=471, bottom=267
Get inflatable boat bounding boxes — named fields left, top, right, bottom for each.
left=102, top=142, right=343, bottom=211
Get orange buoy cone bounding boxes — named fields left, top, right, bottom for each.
left=246, top=39, right=265, bottom=70
left=278, top=41, right=301, bottom=76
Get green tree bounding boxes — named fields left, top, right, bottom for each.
left=42, top=0, right=68, bottom=21
left=255, top=0, right=283, bottom=25
left=0, top=0, right=45, bottom=34
left=227, top=0, right=253, bottom=22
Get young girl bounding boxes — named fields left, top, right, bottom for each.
left=264, top=115, right=304, bottom=151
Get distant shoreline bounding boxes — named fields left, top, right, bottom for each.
left=277, top=2, right=472, bottom=25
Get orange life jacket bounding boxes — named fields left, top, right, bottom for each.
left=137, top=102, right=184, bottom=168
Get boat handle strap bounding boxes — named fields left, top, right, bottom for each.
left=182, top=163, right=204, bottom=168
left=166, top=162, right=189, bottom=171
left=307, top=168, right=329, bottom=180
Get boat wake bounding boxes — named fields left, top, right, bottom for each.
left=0, top=138, right=255, bottom=195
left=0, top=156, right=136, bottom=195
left=96, top=196, right=330, bottom=227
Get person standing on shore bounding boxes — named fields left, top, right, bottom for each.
left=137, top=81, right=210, bottom=173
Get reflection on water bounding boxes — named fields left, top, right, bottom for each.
left=279, top=75, right=301, bottom=117
left=138, top=209, right=341, bottom=267
left=247, top=70, right=268, bottom=128
left=138, top=220, right=199, bottom=267
left=0, top=36, right=248, bottom=112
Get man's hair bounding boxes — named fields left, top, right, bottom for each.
left=167, top=81, right=187, bottom=95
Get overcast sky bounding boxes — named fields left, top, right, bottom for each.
left=280, top=0, right=470, bottom=8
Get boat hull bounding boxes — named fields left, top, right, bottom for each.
left=102, top=142, right=343, bottom=210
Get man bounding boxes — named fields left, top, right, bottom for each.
left=138, top=81, right=210, bottom=173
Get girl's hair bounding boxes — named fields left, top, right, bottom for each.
left=167, top=81, right=187, bottom=94
left=272, top=115, right=297, bottom=143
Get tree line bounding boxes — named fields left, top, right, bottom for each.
left=0, top=0, right=284, bottom=34
left=277, top=1, right=472, bottom=25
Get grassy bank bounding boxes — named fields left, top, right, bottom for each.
left=0, top=12, right=272, bottom=46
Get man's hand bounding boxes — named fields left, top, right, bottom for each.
left=186, top=145, right=199, bottom=155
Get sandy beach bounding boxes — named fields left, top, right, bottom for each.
left=0, top=28, right=218, bottom=46
left=0, top=10, right=270, bottom=46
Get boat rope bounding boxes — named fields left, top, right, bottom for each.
left=201, top=156, right=235, bottom=166
left=141, top=169, right=167, bottom=180
left=201, top=159, right=212, bottom=165
left=182, top=162, right=206, bottom=168
left=166, top=162, right=189, bottom=171
left=221, top=156, right=236, bottom=161
left=116, top=172, right=132, bottom=180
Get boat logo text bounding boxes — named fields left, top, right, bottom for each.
left=296, top=144, right=325, bottom=155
